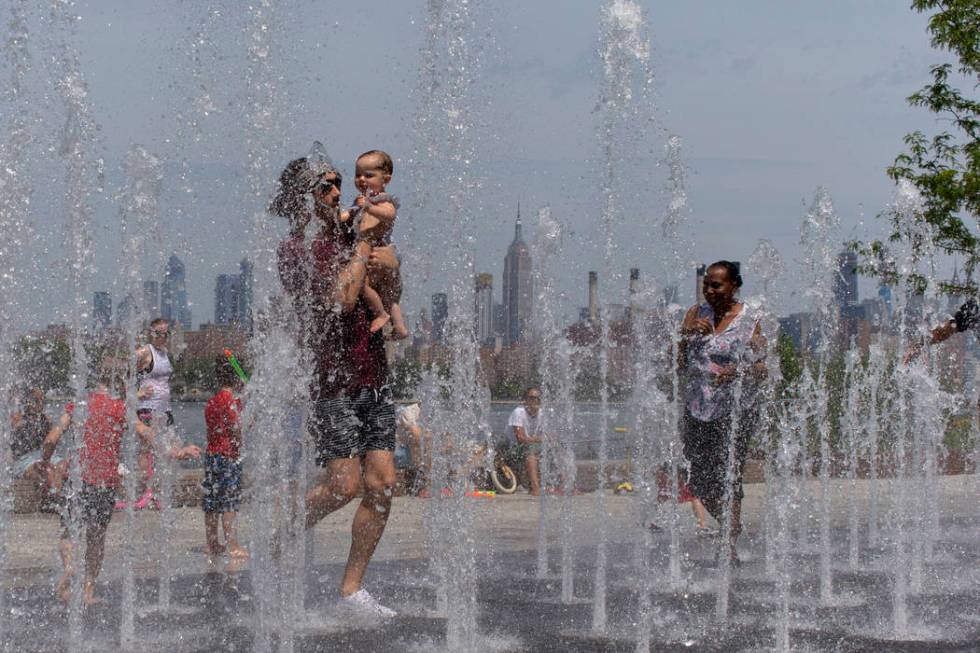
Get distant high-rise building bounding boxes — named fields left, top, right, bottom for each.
left=238, top=258, right=253, bottom=327
left=587, top=271, right=598, bottom=322
left=116, top=293, right=137, bottom=329
left=492, top=302, right=505, bottom=338
left=905, top=287, right=925, bottom=324
left=93, top=291, right=112, bottom=330
left=695, top=264, right=707, bottom=305
left=626, top=268, right=642, bottom=322
left=474, top=273, right=494, bottom=345
left=414, top=308, right=433, bottom=345
left=143, top=280, right=160, bottom=319
left=947, top=264, right=965, bottom=314
left=502, top=206, right=533, bottom=345
left=214, top=274, right=242, bottom=325
left=834, top=251, right=859, bottom=310
left=778, top=311, right=820, bottom=352
left=628, top=268, right=641, bottom=297
left=431, top=293, right=448, bottom=343
left=605, top=303, right=626, bottom=323
left=161, top=254, right=192, bottom=329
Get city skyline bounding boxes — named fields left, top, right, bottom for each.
left=161, top=254, right=192, bottom=330
left=502, top=208, right=533, bottom=345
left=92, top=254, right=194, bottom=332
left=211, top=258, right=253, bottom=327
left=6, top=2, right=948, bottom=332
left=474, top=273, right=494, bottom=345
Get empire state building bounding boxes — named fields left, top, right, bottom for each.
left=502, top=206, right=533, bottom=345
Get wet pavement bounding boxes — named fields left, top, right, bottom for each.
left=3, top=475, right=979, bottom=652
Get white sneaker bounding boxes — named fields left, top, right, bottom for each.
left=338, top=589, right=397, bottom=619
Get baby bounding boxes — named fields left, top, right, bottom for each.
left=345, top=150, right=408, bottom=339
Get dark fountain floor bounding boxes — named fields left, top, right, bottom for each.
left=4, top=518, right=980, bottom=652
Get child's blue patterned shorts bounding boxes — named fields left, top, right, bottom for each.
left=201, top=453, right=242, bottom=513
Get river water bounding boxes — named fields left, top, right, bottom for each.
left=168, top=400, right=630, bottom=465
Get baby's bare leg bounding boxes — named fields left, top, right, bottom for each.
left=389, top=303, right=409, bottom=340
left=370, top=265, right=407, bottom=338
left=371, top=264, right=402, bottom=308
left=362, top=284, right=391, bottom=333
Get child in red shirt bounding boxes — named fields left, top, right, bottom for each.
left=45, top=360, right=201, bottom=605
left=202, top=357, right=247, bottom=559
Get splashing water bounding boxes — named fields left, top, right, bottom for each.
left=51, top=1, right=103, bottom=646
left=533, top=206, right=561, bottom=580
left=797, top=188, right=842, bottom=609
left=0, top=4, right=978, bottom=652
left=412, top=1, right=494, bottom=650
left=747, top=239, right=784, bottom=580
left=593, top=0, right=657, bottom=633
left=235, top=4, right=305, bottom=652
left=0, top=0, right=35, bottom=635
left=115, top=145, right=164, bottom=648
left=748, top=239, right=784, bottom=299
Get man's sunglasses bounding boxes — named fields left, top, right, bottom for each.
left=150, top=330, right=170, bottom=338
left=314, top=178, right=340, bottom=193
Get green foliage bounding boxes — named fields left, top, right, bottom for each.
left=823, top=350, right=847, bottom=448
left=944, top=412, right=976, bottom=450
left=776, top=332, right=803, bottom=397
left=172, top=356, right=217, bottom=396
left=491, top=376, right=527, bottom=401
left=390, top=358, right=423, bottom=400
left=14, top=337, right=71, bottom=394
left=858, top=0, right=980, bottom=290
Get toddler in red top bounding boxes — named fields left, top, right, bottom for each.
left=44, top=360, right=200, bottom=606
left=202, top=357, right=248, bottom=559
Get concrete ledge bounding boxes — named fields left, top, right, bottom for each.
left=9, top=479, right=45, bottom=514
left=7, top=454, right=975, bottom=513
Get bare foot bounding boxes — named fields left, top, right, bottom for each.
left=228, top=546, right=249, bottom=559
left=56, top=575, right=72, bottom=603
left=391, top=327, right=409, bottom=340
left=225, top=557, right=248, bottom=575
left=82, top=584, right=103, bottom=606
left=529, top=489, right=541, bottom=496
left=390, top=318, right=410, bottom=340
left=729, top=548, right=741, bottom=567
left=369, top=312, right=391, bottom=333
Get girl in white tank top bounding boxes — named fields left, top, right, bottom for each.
left=138, top=344, right=173, bottom=414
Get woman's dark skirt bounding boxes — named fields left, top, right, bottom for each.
left=680, top=410, right=751, bottom=503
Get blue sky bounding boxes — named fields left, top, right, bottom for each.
left=6, top=0, right=957, bottom=328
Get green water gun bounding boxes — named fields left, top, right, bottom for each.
left=223, top=349, right=249, bottom=383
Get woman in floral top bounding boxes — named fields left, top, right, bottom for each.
left=679, top=261, right=766, bottom=563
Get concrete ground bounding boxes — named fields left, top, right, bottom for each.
left=2, top=474, right=979, bottom=652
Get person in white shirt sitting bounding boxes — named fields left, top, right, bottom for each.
left=507, top=387, right=544, bottom=496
